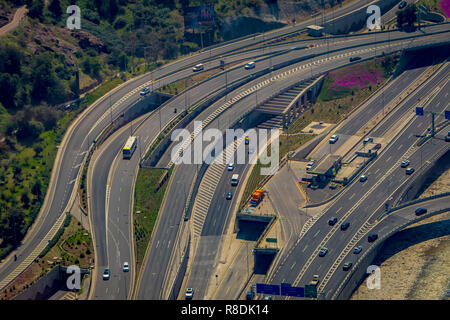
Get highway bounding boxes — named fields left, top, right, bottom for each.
left=201, top=54, right=449, bottom=300
left=2, top=0, right=379, bottom=290
left=266, top=68, right=449, bottom=299
left=1, top=0, right=447, bottom=300
left=135, top=29, right=450, bottom=300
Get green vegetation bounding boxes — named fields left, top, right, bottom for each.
left=133, top=168, right=170, bottom=273
left=0, top=215, right=93, bottom=300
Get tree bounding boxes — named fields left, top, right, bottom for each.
left=48, top=0, right=62, bottom=19
left=31, top=180, right=42, bottom=202
left=0, top=73, right=19, bottom=109
left=28, top=0, right=44, bottom=21
left=0, top=208, right=25, bottom=245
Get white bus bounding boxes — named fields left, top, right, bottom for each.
left=123, top=136, right=137, bottom=159
left=231, top=174, right=239, bottom=186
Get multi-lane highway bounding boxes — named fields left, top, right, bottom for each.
left=1, top=0, right=448, bottom=301
left=266, top=67, right=449, bottom=299
left=135, top=28, right=450, bottom=300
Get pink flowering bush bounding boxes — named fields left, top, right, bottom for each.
left=440, top=0, right=450, bottom=17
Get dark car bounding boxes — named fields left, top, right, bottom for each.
left=340, top=222, right=350, bottom=231
left=398, top=1, right=407, bottom=9
left=406, top=167, right=415, bottom=175
left=353, top=246, right=362, bottom=254
left=368, top=233, right=378, bottom=242
left=246, top=291, right=255, bottom=300
left=415, top=207, right=427, bottom=216
left=318, top=247, right=328, bottom=257
left=343, top=262, right=353, bottom=271
left=349, top=56, right=361, bottom=62
left=226, top=192, right=232, bottom=200
left=328, top=217, right=338, bottom=226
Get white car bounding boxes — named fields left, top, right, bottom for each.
left=139, top=87, right=150, bottom=96
left=329, top=135, right=339, bottom=144
left=227, top=163, right=234, bottom=171
left=401, top=160, right=410, bottom=168
left=102, top=268, right=110, bottom=280
left=185, top=288, right=194, bottom=300
left=192, top=64, right=204, bottom=72
left=244, top=61, right=255, bottom=69
left=123, top=262, right=129, bottom=272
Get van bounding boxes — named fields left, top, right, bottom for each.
left=231, top=174, right=239, bottom=186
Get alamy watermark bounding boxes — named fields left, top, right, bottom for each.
left=170, top=121, right=280, bottom=175
left=66, top=265, right=81, bottom=290
left=366, top=265, right=381, bottom=290
left=367, top=5, right=382, bottom=30
left=66, top=5, right=81, bottom=30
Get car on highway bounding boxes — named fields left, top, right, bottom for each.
left=445, top=136, right=450, bottom=142
left=349, top=56, right=361, bottom=62
left=405, top=167, right=415, bottom=175
left=263, top=296, right=273, bottom=300
left=244, top=61, right=256, bottom=69
left=310, top=275, right=320, bottom=286
left=343, top=262, right=353, bottom=271
left=318, top=247, right=328, bottom=257
left=328, top=217, right=338, bottom=226
left=306, top=161, right=315, bottom=170
left=140, top=87, right=150, bottom=96
left=226, top=192, right=233, bottom=200
left=340, top=221, right=350, bottom=230
left=415, top=207, right=427, bottom=216
left=246, top=291, right=255, bottom=300
left=227, top=163, right=234, bottom=171
left=401, top=160, right=410, bottom=168
left=363, top=137, right=373, bottom=144
left=368, top=233, right=378, bottom=242
left=353, top=246, right=362, bottom=254
left=123, top=262, right=129, bottom=272
left=102, top=268, right=110, bottom=280
left=360, top=175, right=368, bottom=182
left=192, top=63, right=204, bottom=72
left=398, top=1, right=407, bottom=9
left=329, top=135, right=339, bottom=144
left=245, top=136, right=250, bottom=145
left=185, top=288, right=194, bottom=300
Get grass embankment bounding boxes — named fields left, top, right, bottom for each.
left=0, top=215, right=93, bottom=300
left=239, top=55, right=398, bottom=208
left=133, top=168, right=171, bottom=274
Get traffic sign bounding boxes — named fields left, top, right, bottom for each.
left=256, top=283, right=280, bottom=295
left=280, top=283, right=305, bottom=297
left=416, top=107, right=424, bottom=116
left=304, top=284, right=317, bottom=298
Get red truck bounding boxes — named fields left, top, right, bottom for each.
left=250, top=189, right=264, bottom=206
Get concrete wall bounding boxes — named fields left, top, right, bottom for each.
left=13, top=265, right=63, bottom=300
left=395, top=148, right=449, bottom=206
